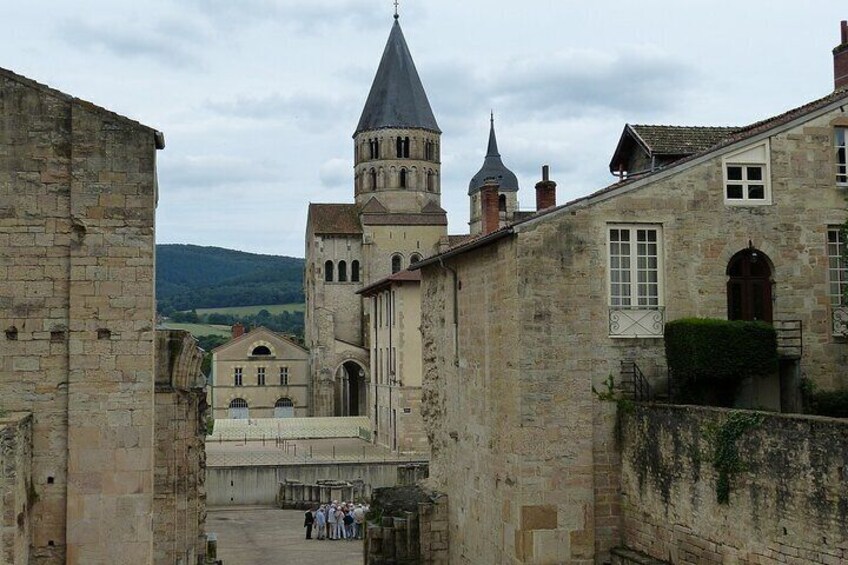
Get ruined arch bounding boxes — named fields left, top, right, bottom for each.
left=333, top=359, right=368, bottom=417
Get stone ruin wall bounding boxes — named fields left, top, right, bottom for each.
left=621, top=404, right=848, bottom=564
left=153, top=330, right=208, bottom=565
left=0, top=69, right=159, bottom=563
left=1, top=413, right=32, bottom=565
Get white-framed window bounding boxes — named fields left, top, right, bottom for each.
left=608, top=225, right=665, bottom=338
left=828, top=228, right=847, bottom=306
left=257, top=367, right=265, bottom=386
left=234, top=367, right=243, bottom=387
left=725, top=164, right=766, bottom=201
left=837, top=128, right=847, bottom=185
left=722, top=141, right=771, bottom=205
left=279, top=366, right=289, bottom=385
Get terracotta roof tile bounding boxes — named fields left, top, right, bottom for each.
left=308, top=204, right=362, bottom=235
left=629, top=125, right=740, bottom=156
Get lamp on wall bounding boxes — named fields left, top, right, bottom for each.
left=748, top=239, right=758, bottom=263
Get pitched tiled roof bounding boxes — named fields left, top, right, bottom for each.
left=418, top=87, right=848, bottom=266
left=629, top=125, right=740, bottom=156
left=308, top=204, right=362, bottom=235
left=357, top=269, right=421, bottom=296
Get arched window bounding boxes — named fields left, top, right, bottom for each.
left=229, top=398, right=249, bottom=419
left=396, top=136, right=410, bottom=158
left=370, top=168, right=377, bottom=190
left=427, top=171, right=434, bottom=192
left=391, top=254, right=402, bottom=274
left=498, top=194, right=507, bottom=212
left=274, top=398, right=294, bottom=418
left=410, top=254, right=422, bottom=266
left=338, top=260, right=348, bottom=282
left=351, top=260, right=360, bottom=282
left=251, top=345, right=271, bottom=356
left=399, top=169, right=407, bottom=188
left=324, top=260, right=334, bottom=282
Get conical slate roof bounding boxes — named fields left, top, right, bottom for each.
left=354, top=19, right=440, bottom=136
left=468, top=116, right=519, bottom=195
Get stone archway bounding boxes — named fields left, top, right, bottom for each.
left=334, top=360, right=367, bottom=417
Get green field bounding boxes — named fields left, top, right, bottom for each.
left=161, top=323, right=233, bottom=338
left=193, top=303, right=305, bottom=316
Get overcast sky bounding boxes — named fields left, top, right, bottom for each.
left=3, top=1, right=846, bottom=257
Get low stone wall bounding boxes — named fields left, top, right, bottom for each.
left=206, top=460, right=427, bottom=506
left=364, top=486, right=448, bottom=564
left=0, top=412, right=32, bottom=565
left=277, top=479, right=370, bottom=509
left=620, top=405, right=848, bottom=564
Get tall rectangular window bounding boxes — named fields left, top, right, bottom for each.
left=609, top=226, right=661, bottom=307
left=257, top=367, right=266, bottom=386
left=828, top=228, right=847, bottom=306
left=279, top=366, right=289, bottom=386
left=234, top=367, right=243, bottom=387
left=837, top=128, right=847, bottom=185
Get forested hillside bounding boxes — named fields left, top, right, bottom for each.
left=156, top=244, right=304, bottom=314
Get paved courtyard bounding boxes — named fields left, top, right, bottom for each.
left=208, top=506, right=364, bottom=564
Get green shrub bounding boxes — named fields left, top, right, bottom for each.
left=801, top=380, right=848, bottom=418
left=665, top=318, right=778, bottom=406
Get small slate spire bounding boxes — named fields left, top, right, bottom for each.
left=468, top=113, right=519, bottom=195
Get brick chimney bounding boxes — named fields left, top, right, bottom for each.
left=835, top=20, right=848, bottom=90
left=481, top=179, right=501, bottom=235
left=232, top=323, right=245, bottom=339
left=535, top=165, right=557, bottom=211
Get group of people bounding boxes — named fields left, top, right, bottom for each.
left=303, top=501, right=368, bottom=541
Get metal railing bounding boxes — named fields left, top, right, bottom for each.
left=620, top=361, right=653, bottom=401
left=609, top=307, right=665, bottom=338
left=206, top=449, right=427, bottom=468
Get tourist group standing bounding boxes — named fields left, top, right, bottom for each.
left=304, top=501, right=367, bottom=540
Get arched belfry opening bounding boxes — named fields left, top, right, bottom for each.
left=334, top=361, right=367, bottom=417
left=727, top=247, right=774, bottom=323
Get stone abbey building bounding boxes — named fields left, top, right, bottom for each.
left=304, top=16, right=531, bottom=430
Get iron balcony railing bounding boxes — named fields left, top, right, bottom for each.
left=609, top=307, right=665, bottom=338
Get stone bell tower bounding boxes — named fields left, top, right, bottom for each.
left=353, top=14, right=443, bottom=214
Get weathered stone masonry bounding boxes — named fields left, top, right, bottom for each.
left=0, top=67, right=162, bottom=564
left=1, top=413, right=32, bottom=565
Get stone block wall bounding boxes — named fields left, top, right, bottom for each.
left=620, top=405, right=848, bottom=564
left=0, top=68, right=161, bottom=563
left=154, top=330, right=207, bottom=565
left=0, top=413, right=32, bottom=565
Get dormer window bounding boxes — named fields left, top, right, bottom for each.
left=722, top=141, right=771, bottom=205
left=836, top=127, right=847, bottom=185
left=252, top=345, right=271, bottom=356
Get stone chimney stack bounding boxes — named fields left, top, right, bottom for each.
left=232, top=323, right=245, bottom=339
left=535, top=165, right=557, bottom=211
left=481, top=179, right=501, bottom=235
left=835, top=20, right=848, bottom=90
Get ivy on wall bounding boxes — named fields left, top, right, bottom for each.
left=704, top=411, right=764, bottom=504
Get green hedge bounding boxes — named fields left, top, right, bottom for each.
left=665, top=318, right=778, bottom=405
left=802, top=388, right=848, bottom=418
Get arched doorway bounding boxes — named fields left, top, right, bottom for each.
left=229, top=398, right=249, bottom=419
left=334, top=361, right=367, bottom=417
left=274, top=398, right=294, bottom=418
left=727, top=248, right=773, bottom=322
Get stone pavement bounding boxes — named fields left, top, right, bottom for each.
left=208, top=506, right=364, bottom=564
